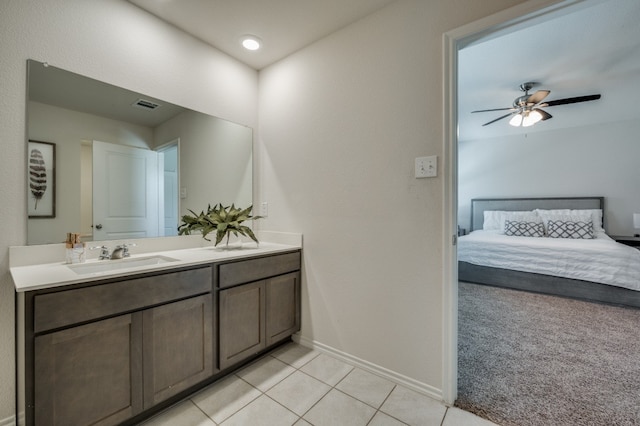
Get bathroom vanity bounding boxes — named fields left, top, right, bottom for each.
left=13, top=242, right=301, bottom=426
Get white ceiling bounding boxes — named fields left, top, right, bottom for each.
left=127, top=0, right=640, bottom=141
left=458, top=0, right=640, bottom=140
left=38, top=0, right=640, bottom=136
left=127, top=0, right=397, bottom=70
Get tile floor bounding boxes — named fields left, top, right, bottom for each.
left=142, top=342, right=496, bottom=426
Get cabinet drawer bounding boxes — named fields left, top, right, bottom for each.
left=218, top=251, right=301, bottom=289
left=34, top=267, right=212, bottom=333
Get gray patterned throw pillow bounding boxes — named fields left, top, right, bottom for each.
left=504, top=220, right=545, bottom=237
left=547, top=220, right=594, bottom=239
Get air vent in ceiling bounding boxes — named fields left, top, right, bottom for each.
left=131, top=98, right=161, bottom=111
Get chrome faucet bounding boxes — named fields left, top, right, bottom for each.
left=91, top=245, right=111, bottom=260
left=91, top=243, right=136, bottom=260
left=110, top=245, right=126, bottom=260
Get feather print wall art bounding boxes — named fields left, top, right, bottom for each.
left=27, top=140, right=55, bottom=218
left=29, top=148, right=47, bottom=210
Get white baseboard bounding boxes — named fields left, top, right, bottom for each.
left=293, top=334, right=443, bottom=402
left=0, top=414, right=16, bottom=426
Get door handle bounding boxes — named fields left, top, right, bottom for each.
left=95, top=224, right=103, bottom=230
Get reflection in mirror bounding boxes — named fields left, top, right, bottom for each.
left=27, top=60, right=253, bottom=245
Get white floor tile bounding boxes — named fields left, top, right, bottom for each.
left=236, top=356, right=296, bottom=392
left=220, top=395, right=298, bottom=426
left=442, top=407, right=498, bottom=426
left=335, top=368, right=396, bottom=408
left=191, top=375, right=261, bottom=424
left=299, top=353, right=353, bottom=386
left=368, top=411, right=408, bottom=426
left=266, top=370, right=331, bottom=416
left=379, top=386, right=447, bottom=426
left=137, top=344, right=487, bottom=426
left=303, top=389, right=376, bottom=426
left=141, top=400, right=215, bottom=426
left=270, top=342, right=320, bottom=368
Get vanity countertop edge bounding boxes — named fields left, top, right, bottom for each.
left=11, top=235, right=302, bottom=293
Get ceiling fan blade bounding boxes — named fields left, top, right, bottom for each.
left=471, top=107, right=515, bottom=113
left=544, top=94, right=601, bottom=107
left=482, top=112, right=514, bottom=126
left=527, top=90, right=550, bottom=105
left=536, top=108, right=552, bottom=121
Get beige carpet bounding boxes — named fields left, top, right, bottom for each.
left=456, top=281, right=640, bottom=426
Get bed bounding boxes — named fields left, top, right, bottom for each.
left=458, top=197, right=640, bottom=308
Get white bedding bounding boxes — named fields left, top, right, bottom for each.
left=458, top=230, right=640, bottom=291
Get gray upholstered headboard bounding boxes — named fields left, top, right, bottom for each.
left=470, top=197, right=605, bottom=231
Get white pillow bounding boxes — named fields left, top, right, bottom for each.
left=482, top=210, right=540, bottom=233
left=483, top=210, right=504, bottom=231
left=535, top=209, right=603, bottom=233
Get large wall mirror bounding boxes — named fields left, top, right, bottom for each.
left=27, top=59, right=253, bottom=245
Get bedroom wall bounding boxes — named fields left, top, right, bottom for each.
left=458, top=118, right=640, bottom=235
left=0, top=1, right=257, bottom=422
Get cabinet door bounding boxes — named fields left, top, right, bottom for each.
left=219, top=281, right=265, bottom=370
left=142, top=294, right=213, bottom=407
left=34, top=313, right=143, bottom=426
left=266, top=272, right=301, bottom=345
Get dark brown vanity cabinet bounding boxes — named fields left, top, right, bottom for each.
left=142, top=293, right=214, bottom=408
left=218, top=252, right=301, bottom=370
left=18, top=250, right=301, bottom=426
left=22, top=266, right=214, bottom=426
left=34, top=313, right=143, bottom=426
left=265, top=272, right=301, bottom=345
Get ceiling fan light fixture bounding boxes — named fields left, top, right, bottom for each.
left=509, top=113, right=523, bottom=127
left=522, top=109, right=543, bottom=127
left=241, top=35, right=262, bottom=51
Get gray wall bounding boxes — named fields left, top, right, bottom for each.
left=458, top=118, right=640, bottom=235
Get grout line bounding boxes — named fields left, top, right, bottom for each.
left=207, top=373, right=262, bottom=425
left=262, top=392, right=304, bottom=423
left=188, top=399, right=219, bottom=425
left=368, top=384, right=411, bottom=426
left=440, top=406, right=449, bottom=426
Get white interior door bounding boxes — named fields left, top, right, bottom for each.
left=92, top=141, right=160, bottom=241
left=158, top=142, right=179, bottom=236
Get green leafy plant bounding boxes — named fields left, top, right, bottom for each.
left=178, top=203, right=262, bottom=246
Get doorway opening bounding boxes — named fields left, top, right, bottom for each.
left=443, top=0, right=609, bottom=405
left=156, top=139, right=180, bottom=237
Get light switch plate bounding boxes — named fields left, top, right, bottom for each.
left=260, top=202, right=268, bottom=217
left=415, top=156, right=437, bottom=178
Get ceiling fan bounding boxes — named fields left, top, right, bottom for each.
left=472, top=82, right=601, bottom=127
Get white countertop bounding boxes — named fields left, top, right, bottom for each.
left=11, top=232, right=302, bottom=292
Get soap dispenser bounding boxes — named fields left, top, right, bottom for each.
left=65, top=233, right=86, bottom=264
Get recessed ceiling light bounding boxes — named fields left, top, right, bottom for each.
left=241, top=35, right=262, bottom=51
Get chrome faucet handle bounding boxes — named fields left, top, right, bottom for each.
left=117, top=242, right=137, bottom=258
left=90, top=245, right=111, bottom=260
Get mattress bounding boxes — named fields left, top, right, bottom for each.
left=458, top=230, right=640, bottom=291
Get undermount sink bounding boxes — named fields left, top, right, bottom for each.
left=67, top=255, right=179, bottom=275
